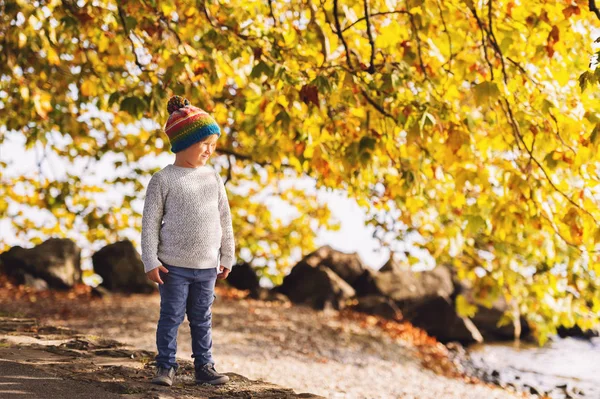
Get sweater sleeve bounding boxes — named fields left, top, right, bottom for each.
left=215, top=171, right=235, bottom=269
left=141, top=173, right=165, bottom=273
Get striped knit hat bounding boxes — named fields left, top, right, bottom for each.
left=164, top=96, right=221, bottom=153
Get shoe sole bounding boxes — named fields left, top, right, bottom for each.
left=152, top=377, right=173, bottom=387
left=196, top=375, right=230, bottom=385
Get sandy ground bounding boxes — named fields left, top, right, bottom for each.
left=0, top=286, right=532, bottom=399
left=0, top=317, right=323, bottom=398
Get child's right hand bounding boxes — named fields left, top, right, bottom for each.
left=146, top=265, right=169, bottom=284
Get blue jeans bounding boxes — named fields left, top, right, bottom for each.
left=155, top=264, right=217, bottom=370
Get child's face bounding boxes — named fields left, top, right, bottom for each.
left=179, top=134, right=218, bottom=167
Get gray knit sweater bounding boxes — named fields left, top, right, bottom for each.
left=141, top=164, right=235, bottom=273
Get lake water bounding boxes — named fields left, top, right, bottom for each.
left=469, top=337, right=600, bottom=398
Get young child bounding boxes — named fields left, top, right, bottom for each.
left=141, top=95, right=235, bottom=387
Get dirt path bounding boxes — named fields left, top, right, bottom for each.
left=0, top=317, right=323, bottom=399
left=0, top=284, right=531, bottom=399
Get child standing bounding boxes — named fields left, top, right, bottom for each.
left=141, top=96, right=235, bottom=387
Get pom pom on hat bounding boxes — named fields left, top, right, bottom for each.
left=167, top=95, right=190, bottom=115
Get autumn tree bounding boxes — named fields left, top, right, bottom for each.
left=1, top=0, right=599, bottom=341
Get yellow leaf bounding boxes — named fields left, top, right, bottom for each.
left=456, top=294, right=478, bottom=318
left=47, top=47, right=60, bottom=65
left=303, top=144, right=314, bottom=158
left=20, top=87, right=29, bottom=102
left=33, top=92, right=52, bottom=118
left=81, top=80, right=98, bottom=97
left=98, top=35, right=109, bottom=52
left=18, top=32, right=27, bottom=48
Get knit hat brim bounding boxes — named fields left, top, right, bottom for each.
left=170, top=123, right=221, bottom=153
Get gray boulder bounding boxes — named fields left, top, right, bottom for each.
left=352, top=266, right=481, bottom=343
left=352, top=295, right=402, bottom=320
left=353, top=266, right=454, bottom=303
left=254, top=287, right=291, bottom=303
left=0, top=238, right=82, bottom=289
left=92, top=240, right=155, bottom=293
left=24, top=273, right=49, bottom=291
left=471, top=298, right=531, bottom=340
left=226, top=262, right=261, bottom=297
left=402, top=296, right=483, bottom=344
left=300, top=246, right=366, bottom=286
left=378, top=255, right=406, bottom=273
left=274, top=261, right=355, bottom=310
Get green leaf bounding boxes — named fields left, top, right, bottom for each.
left=590, top=124, right=600, bottom=145
left=274, top=110, right=291, bottom=129
left=108, top=92, right=121, bottom=107
left=250, top=61, right=273, bottom=79
left=474, top=81, right=500, bottom=104
left=579, top=71, right=590, bottom=92
left=359, top=136, right=376, bottom=152
left=465, top=215, right=487, bottom=235
left=312, top=75, right=331, bottom=93
left=120, top=96, right=147, bottom=118
left=125, top=16, right=137, bottom=30
left=544, top=151, right=559, bottom=169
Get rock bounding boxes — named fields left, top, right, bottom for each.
left=299, top=246, right=366, bottom=286
left=352, top=266, right=483, bottom=342
left=524, top=384, right=542, bottom=396
left=378, top=255, right=406, bottom=273
left=353, top=266, right=454, bottom=302
left=453, top=283, right=531, bottom=340
left=253, top=287, right=291, bottom=303
left=92, top=240, right=155, bottom=294
left=227, top=262, right=261, bottom=296
left=351, top=295, right=402, bottom=320
left=274, top=262, right=355, bottom=310
left=353, top=268, right=380, bottom=296
left=23, top=273, right=49, bottom=291
left=557, top=325, right=599, bottom=339
left=91, top=285, right=112, bottom=298
left=471, top=298, right=531, bottom=340
left=0, top=238, right=82, bottom=289
left=401, top=296, right=484, bottom=344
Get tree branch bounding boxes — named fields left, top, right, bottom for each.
left=342, top=10, right=408, bottom=33
left=116, top=4, right=145, bottom=71
left=363, top=0, right=376, bottom=73
left=361, top=89, right=394, bottom=120
left=216, top=148, right=295, bottom=170
left=486, top=0, right=508, bottom=85
left=435, top=0, right=454, bottom=74
left=268, top=0, right=277, bottom=25
left=590, top=0, right=600, bottom=20
left=333, top=0, right=353, bottom=70
left=501, top=98, right=598, bottom=224
left=506, top=57, right=539, bottom=86
left=539, top=213, right=582, bottom=253
left=224, top=154, right=233, bottom=185
left=158, top=15, right=198, bottom=86
left=407, top=11, right=427, bottom=77
left=470, top=6, right=494, bottom=80
left=548, top=112, right=576, bottom=155
left=199, top=1, right=250, bottom=40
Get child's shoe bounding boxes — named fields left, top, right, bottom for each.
left=195, top=363, right=230, bottom=385
left=152, top=366, right=176, bottom=386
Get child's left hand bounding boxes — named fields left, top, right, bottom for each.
left=217, top=265, right=230, bottom=280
